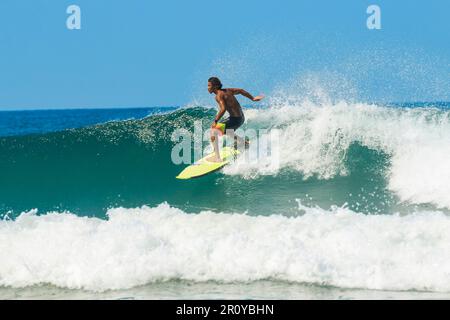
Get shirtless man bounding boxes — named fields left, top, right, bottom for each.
left=207, top=77, right=264, bottom=162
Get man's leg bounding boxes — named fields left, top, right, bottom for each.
left=208, top=127, right=222, bottom=162
left=225, top=117, right=249, bottom=150
left=226, top=130, right=249, bottom=149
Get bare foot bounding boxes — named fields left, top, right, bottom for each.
left=206, top=155, right=222, bottom=162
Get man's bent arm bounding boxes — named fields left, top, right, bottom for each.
left=214, top=97, right=227, bottom=122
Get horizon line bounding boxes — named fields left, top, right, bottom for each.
left=0, top=106, right=181, bottom=112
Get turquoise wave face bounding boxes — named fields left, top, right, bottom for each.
left=1, top=104, right=449, bottom=218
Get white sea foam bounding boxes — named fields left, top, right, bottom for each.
left=1, top=203, right=450, bottom=292
left=224, top=100, right=450, bottom=209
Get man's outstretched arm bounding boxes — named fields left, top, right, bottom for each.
left=230, top=88, right=264, bottom=101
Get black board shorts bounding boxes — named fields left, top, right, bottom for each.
left=217, top=116, right=245, bottom=134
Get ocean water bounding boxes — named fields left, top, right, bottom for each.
left=0, top=102, right=449, bottom=299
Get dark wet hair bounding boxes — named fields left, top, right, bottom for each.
left=208, top=77, right=222, bottom=89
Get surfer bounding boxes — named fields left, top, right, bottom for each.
left=207, top=77, right=264, bottom=162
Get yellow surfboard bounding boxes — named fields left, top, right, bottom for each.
left=176, top=147, right=240, bottom=179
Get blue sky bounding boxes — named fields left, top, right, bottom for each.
left=0, top=0, right=448, bottom=109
